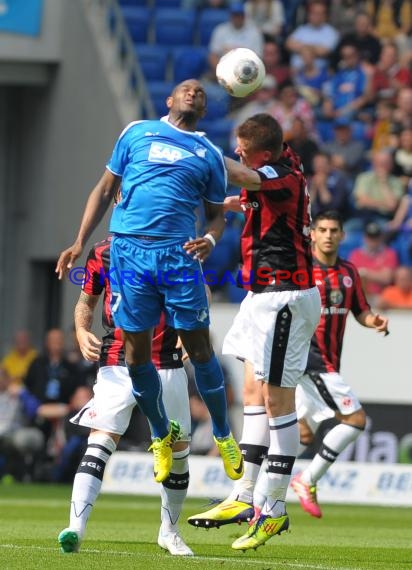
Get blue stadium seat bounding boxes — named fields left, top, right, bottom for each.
left=171, top=46, right=209, bottom=83
left=119, top=0, right=148, bottom=6
left=121, top=6, right=152, bottom=44
left=135, top=44, right=169, bottom=81
left=153, top=8, right=196, bottom=46
left=147, top=81, right=174, bottom=116
left=203, top=83, right=231, bottom=120
left=156, top=0, right=183, bottom=6
left=338, top=230, right=363, bottom=260
left=197, top=118, right=234, bottom=153
left=197, top=9, right=230, bottom=46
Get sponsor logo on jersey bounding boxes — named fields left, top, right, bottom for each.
left=330, top=289, right=344, bottom=305
left=148, top=142, right=192, bottom=163
left=241, top=201, right=260, bottom=210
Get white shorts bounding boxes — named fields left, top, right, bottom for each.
left=223, top=287, right=321, bottom=388
left=296, top=371, right=362, bottom=430
left=70, top=365, right=191, bottom=440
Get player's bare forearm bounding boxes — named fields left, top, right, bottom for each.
left=74, top=291, right=99, bottom=333
left=204, top=201, right=226, bottom=242
left=55, top=170, right=120, bottom=279
left=74, top=292, right=102, bottom=361
left=224, top=156, right=261, bottom=190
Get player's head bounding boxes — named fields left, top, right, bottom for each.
left=311, top=210, right=345, bottom=257
left=167, top=79, right=207, bottom=124
left=234, top=113, right=283, bottom=168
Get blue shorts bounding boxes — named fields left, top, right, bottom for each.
left=109, top=235, right=210, bottom=332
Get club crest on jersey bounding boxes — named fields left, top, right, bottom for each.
left=329, top=289, right=343, bottom=305
left=342, top=275, right=353, bottom=288
left=259, top=165, right=279, bottom=179
left=148, top=142, right=192, bottom=163
left=194, top=144, right=207, bottom=158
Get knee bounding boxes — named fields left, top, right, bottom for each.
left=341, top=408, right=367, bottom=430
left=299, top=420, right=315, bottom=446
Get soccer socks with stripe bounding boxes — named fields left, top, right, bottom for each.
left=160, top=448, right=190, bottom=533
left=69, top=432, right=117, bottom=537
left=228, top=406, right=269, bottom=504
left=302, top=423, right=364, bottom=485
left=127, top=362, right=169, bottom=439
left=262, top=412, right=298, bottom=518
left=191, top=354, right=230, bottom=439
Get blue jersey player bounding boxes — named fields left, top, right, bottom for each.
left=56, top=79, right=243, bottom=484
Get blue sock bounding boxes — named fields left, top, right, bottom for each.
left=127, top=362, right=169, bottom=439
left=191, top=354, right=230, bottom=439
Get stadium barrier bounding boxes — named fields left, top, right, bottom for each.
left=102, top=451, right=412, bottom=507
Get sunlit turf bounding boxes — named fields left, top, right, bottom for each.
left=0, top=484, right=411, bottom=569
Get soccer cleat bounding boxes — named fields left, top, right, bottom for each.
left=58, top=528, right=80, bottom=553
left=214, top=433, right=244, bottom=480
left=158, top=529, right=194, bottom=556
left=187, top=498, right=254, bottom=529
left=149, top=420, right=181, bottom=483
left=231, top=513, right=289, bottom=551
left=290, top=472, right=322, bottom=518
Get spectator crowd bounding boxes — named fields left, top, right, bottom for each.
left=190, top=0, right=412, bottom=301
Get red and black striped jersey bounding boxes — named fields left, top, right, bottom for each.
left=307, top=256, right=370, bottom=373
left=238, top=144, right=313, bottom=292
left=83, top=237, right=183, bottom=369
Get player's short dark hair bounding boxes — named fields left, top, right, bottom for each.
left=312, top=210, right=343, bottom=230
left=236, top=113, right=283, bottom=160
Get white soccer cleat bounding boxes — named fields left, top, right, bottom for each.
left=158, top=528, right=194, bottom=556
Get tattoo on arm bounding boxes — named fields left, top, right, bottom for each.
left=74, top=291, right=100, bottom=332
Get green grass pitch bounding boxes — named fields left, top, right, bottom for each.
left=0, top=484, right=411, bottom=570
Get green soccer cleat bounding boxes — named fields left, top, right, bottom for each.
left=214, top=433, right=244, bottom=480
left=58, top=528, right=80, bottom=553
left=187, top=498, right=254, bottom=528
left=231, top=513, right=290, bottom=551
left=149, top=420, right=181, bottom=483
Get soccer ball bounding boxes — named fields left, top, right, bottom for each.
left=216, top=48, right=266, bottom=98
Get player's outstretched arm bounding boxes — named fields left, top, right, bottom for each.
left=224, top=156, right=261, bottom=191
left=55, top=170, right=120, bottom=279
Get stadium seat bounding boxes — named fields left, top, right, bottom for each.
left=121, top=6, right=152, bottom=44
left=203, top=83, right=231, bottom=120
left=197, top=9, right=230, bottom=46
left=171, top=46, right=209, bottom=83
left=197, top=118, right=234, bottom=153
left=153, top=9, right=197, bottom=46
left=155, top=0, right=183, bottom=6
left=134, top=44, right=169, bottom=82
left=147, top=81, right=174, bottom=116
left=119, top=0, right=148, bottom=6
left=338, top=230, right=363, bottom=259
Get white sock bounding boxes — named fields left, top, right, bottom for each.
left=302, top=423, right=363, bottom=485
left=262, top=412, right=298, bottom=518
left=228, top=405, right=269, bottom=504
left=160, top=448, right=190, bottom=533
left=69, top=432, right=117, bottom=537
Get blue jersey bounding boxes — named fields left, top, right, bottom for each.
left=107, top=117, right=227, bottom=239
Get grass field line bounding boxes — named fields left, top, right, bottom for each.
left=0, top=543, right=361, bottom=569
left=0, top=498, right=160, bottom=510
